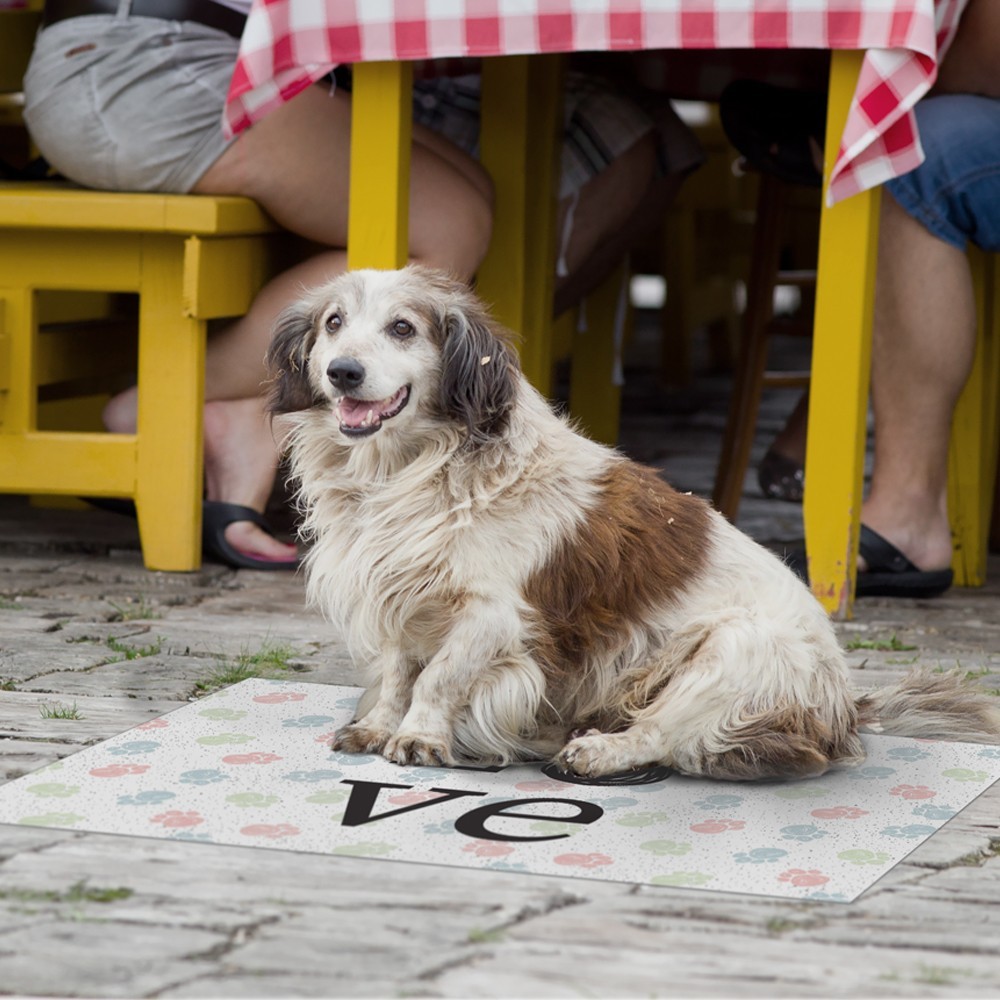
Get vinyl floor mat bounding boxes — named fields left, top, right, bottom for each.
left=2, top=679, right=999, bottom=902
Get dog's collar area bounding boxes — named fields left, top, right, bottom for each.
left=337, top=385, right=411, bottom=437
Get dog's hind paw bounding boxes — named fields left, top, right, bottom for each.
left=383, top=732, right=455, bottom=767
left=333, top=722, right=393, bottom=755
left=556, top=732, right=646, bottom=778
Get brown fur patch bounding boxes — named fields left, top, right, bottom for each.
left=522, top=459, right=711, bottom=679
left=704, top=705, right=862, bottom=781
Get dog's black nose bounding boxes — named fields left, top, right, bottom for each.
left=327, top=357, right=365, bottom=391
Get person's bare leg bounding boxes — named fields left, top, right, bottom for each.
left=859, top=191, right=977, bottom=573
left=552, top=133, right=658, bottom=314
left=105, top=84, right=493, bottom=562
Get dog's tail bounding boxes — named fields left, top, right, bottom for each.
left=855, top=668, right=1000, bottom=743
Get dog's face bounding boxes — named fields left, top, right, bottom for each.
left=267, top=266, right=518, bottom=445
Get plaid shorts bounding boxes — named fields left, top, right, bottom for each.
left=413, top=71, right=704, bottom=199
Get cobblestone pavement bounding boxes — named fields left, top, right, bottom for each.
left=2, top=331, right=999, bottom=998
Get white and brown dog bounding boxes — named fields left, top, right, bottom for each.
left=267, top=266, right=1000, bottom=781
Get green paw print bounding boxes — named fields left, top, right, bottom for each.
left=942, top=768, right=990, bottom=782
left=615, top=812, right=671, bottom=827
left=332, top=842, right=396, bottom=857
left=838, top=848, right=891, bottom=866
left=196, top=733, right=256, bottom=746
left=18, top=812, right=85, bottom=826
left=199, top=708, right=248, bottom=720
left=25, top=783, right=79, bottom=798
left=305, top=789, right=349, bottom=804
left=773, top=786, right=828, bottom=800
left=651, top=871, right=714, bottom=886
left=226, top=792, right=280, bottom=808
left=640, top=840, right=692, bottom=856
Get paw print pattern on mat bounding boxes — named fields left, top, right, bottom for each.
left=778, top=869, right=830, bottom=887
left=553, top=853, right=614, bottom=868
left=890, top=784, right=936, bottom=800
left=690, top=819, right=745, bottom=834
left=810, top=806, right=868, bottom=819
left=90, top=764, right=150, bottom=778
left=779, top=824, right=828, bottom=842
left=734, top=848, right=788, bottom=864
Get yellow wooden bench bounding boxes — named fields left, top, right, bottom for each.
left=0, top=183, right=280, bottom=571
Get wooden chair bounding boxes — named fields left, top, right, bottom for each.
left=0, top=7, right=281, bottom=570
left=712, top=171, right=817, bottom=521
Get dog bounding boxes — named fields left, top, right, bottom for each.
left=267, top=265, right=1000, bottom=781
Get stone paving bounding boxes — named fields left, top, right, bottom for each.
left=1, top=329, right=1000, bottom=998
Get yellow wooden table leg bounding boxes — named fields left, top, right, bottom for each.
left=803, top=50, right=880, bottom=619
left=133, top=235, right=204, bottom=571
left=348, top=61, right=413, bottom=271
left=478, top=55, right=563, bottom=396
left=568, top=261, right=628, bottom=445
left=948, top=249, right=1000, bottom=586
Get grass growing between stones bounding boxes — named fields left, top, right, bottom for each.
left=195, top=640, right=300, bottom=695
left=38, top=702, right=82, bottom=720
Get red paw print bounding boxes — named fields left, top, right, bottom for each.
left=689, top=819, right=746, bottom=834
left=462, top=840, right=515, bottom=858
left=778, top=868, right=830, bottom=887
left=89, top=764, right=150, bottom=778
left=222, top=752, right=284, bottom=765
left=151, top=810, right=204, bottom=829
left=514, top=779, right=569, bottom=792
left=553, top=853, right=614, bottom=868
left=387, top=790, right=448, bottom=806
left=253, top=692, right=307, bottom=704
left=890, top=784, right=937, bottom=800
left=240, top=823, right=301, bottom=839
left=315, top=731, right=338, bottom=746
left=810, top=806, right=869, bottom=819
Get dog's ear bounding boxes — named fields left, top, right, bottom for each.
left=439, top=299, right=519, bottom=444
left=266, top=303, right=322, bottom=415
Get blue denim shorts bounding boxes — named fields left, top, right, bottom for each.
left=887, top=93, right=1000, bottom=253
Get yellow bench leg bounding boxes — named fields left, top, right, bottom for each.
left=478, top=55, right=563, bottom=395
left=133, top=235, right=205, bottom=572
left=948, top=249, right=1000, bottom=586
left=803, top=50, right=881, bottom=619
left=568, top=261, right=629, bottom=445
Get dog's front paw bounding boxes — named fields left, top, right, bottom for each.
left=383, top=731, right=455, bottom=767
left=556, top=732, right=640, bottom=778
left=333, top=721, right=393, bottom=755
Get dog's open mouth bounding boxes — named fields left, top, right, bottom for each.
left=336, top=385, right=411, bottom=437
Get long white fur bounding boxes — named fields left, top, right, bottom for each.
left=275, top=267, right=998, bottom=779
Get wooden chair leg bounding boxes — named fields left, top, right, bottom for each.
left=712, top=172, right=789, bottom=520
left=948, top=249, right=1000, bottom=586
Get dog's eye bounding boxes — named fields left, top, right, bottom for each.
left=390, top=319, right=415, bottom=339
left=325, top=313, right=342, bottom=333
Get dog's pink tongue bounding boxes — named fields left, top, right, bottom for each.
left=338, top=397, right=379, bottom=429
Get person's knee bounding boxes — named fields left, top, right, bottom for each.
left=414, top=181, right=494, bottom=282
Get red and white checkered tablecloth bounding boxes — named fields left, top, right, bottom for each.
left=224, top=0, right=969, bottom=205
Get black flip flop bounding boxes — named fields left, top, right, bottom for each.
left=854, top=524, right=952, bottom=598
left=758, top=448, right=804, bottom=503
left=784, top=525, right=953, bottom=599
left=84, top=497, right=299, bottom=572
left=201, top=501, right=299, bottom=572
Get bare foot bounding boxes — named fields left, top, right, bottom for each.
left=203, top=398, right=297, bottom=563
left=102, top=387, right=296, bottom=564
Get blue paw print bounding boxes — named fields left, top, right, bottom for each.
left=695, top=794, right=744, bottom=810
left=912, top=802, right=956, bottom=820
left=107, top=740, right=161, bottom=756
left=734, top=847, right=788, bottom=864
left=169, top=831, right=215, bottom=842
left=780, top=824, right=828, bottom=842
left=179, top=769, right=229, bottom=785
left=807, top=891, right=849, bottom=901
left=282, top=769, right=344, bottom=783
left=978, top=748, right=1000, bottom=760
left=881, top=824, right=937, bottom=839
left=596, top=797, right=639, bottom=810
left=423, top=821, right=456, bottom=835
left=117, top=790, right=176, bottom=806
left=335, top=696, right=362, bottom=709
left=282, top=715, right=337, bottom=728
left=327, top=751, right=378, bottom=766
left=848, top=766, right=897, bottom=781
left=887, top=746, right=931, bottom=761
